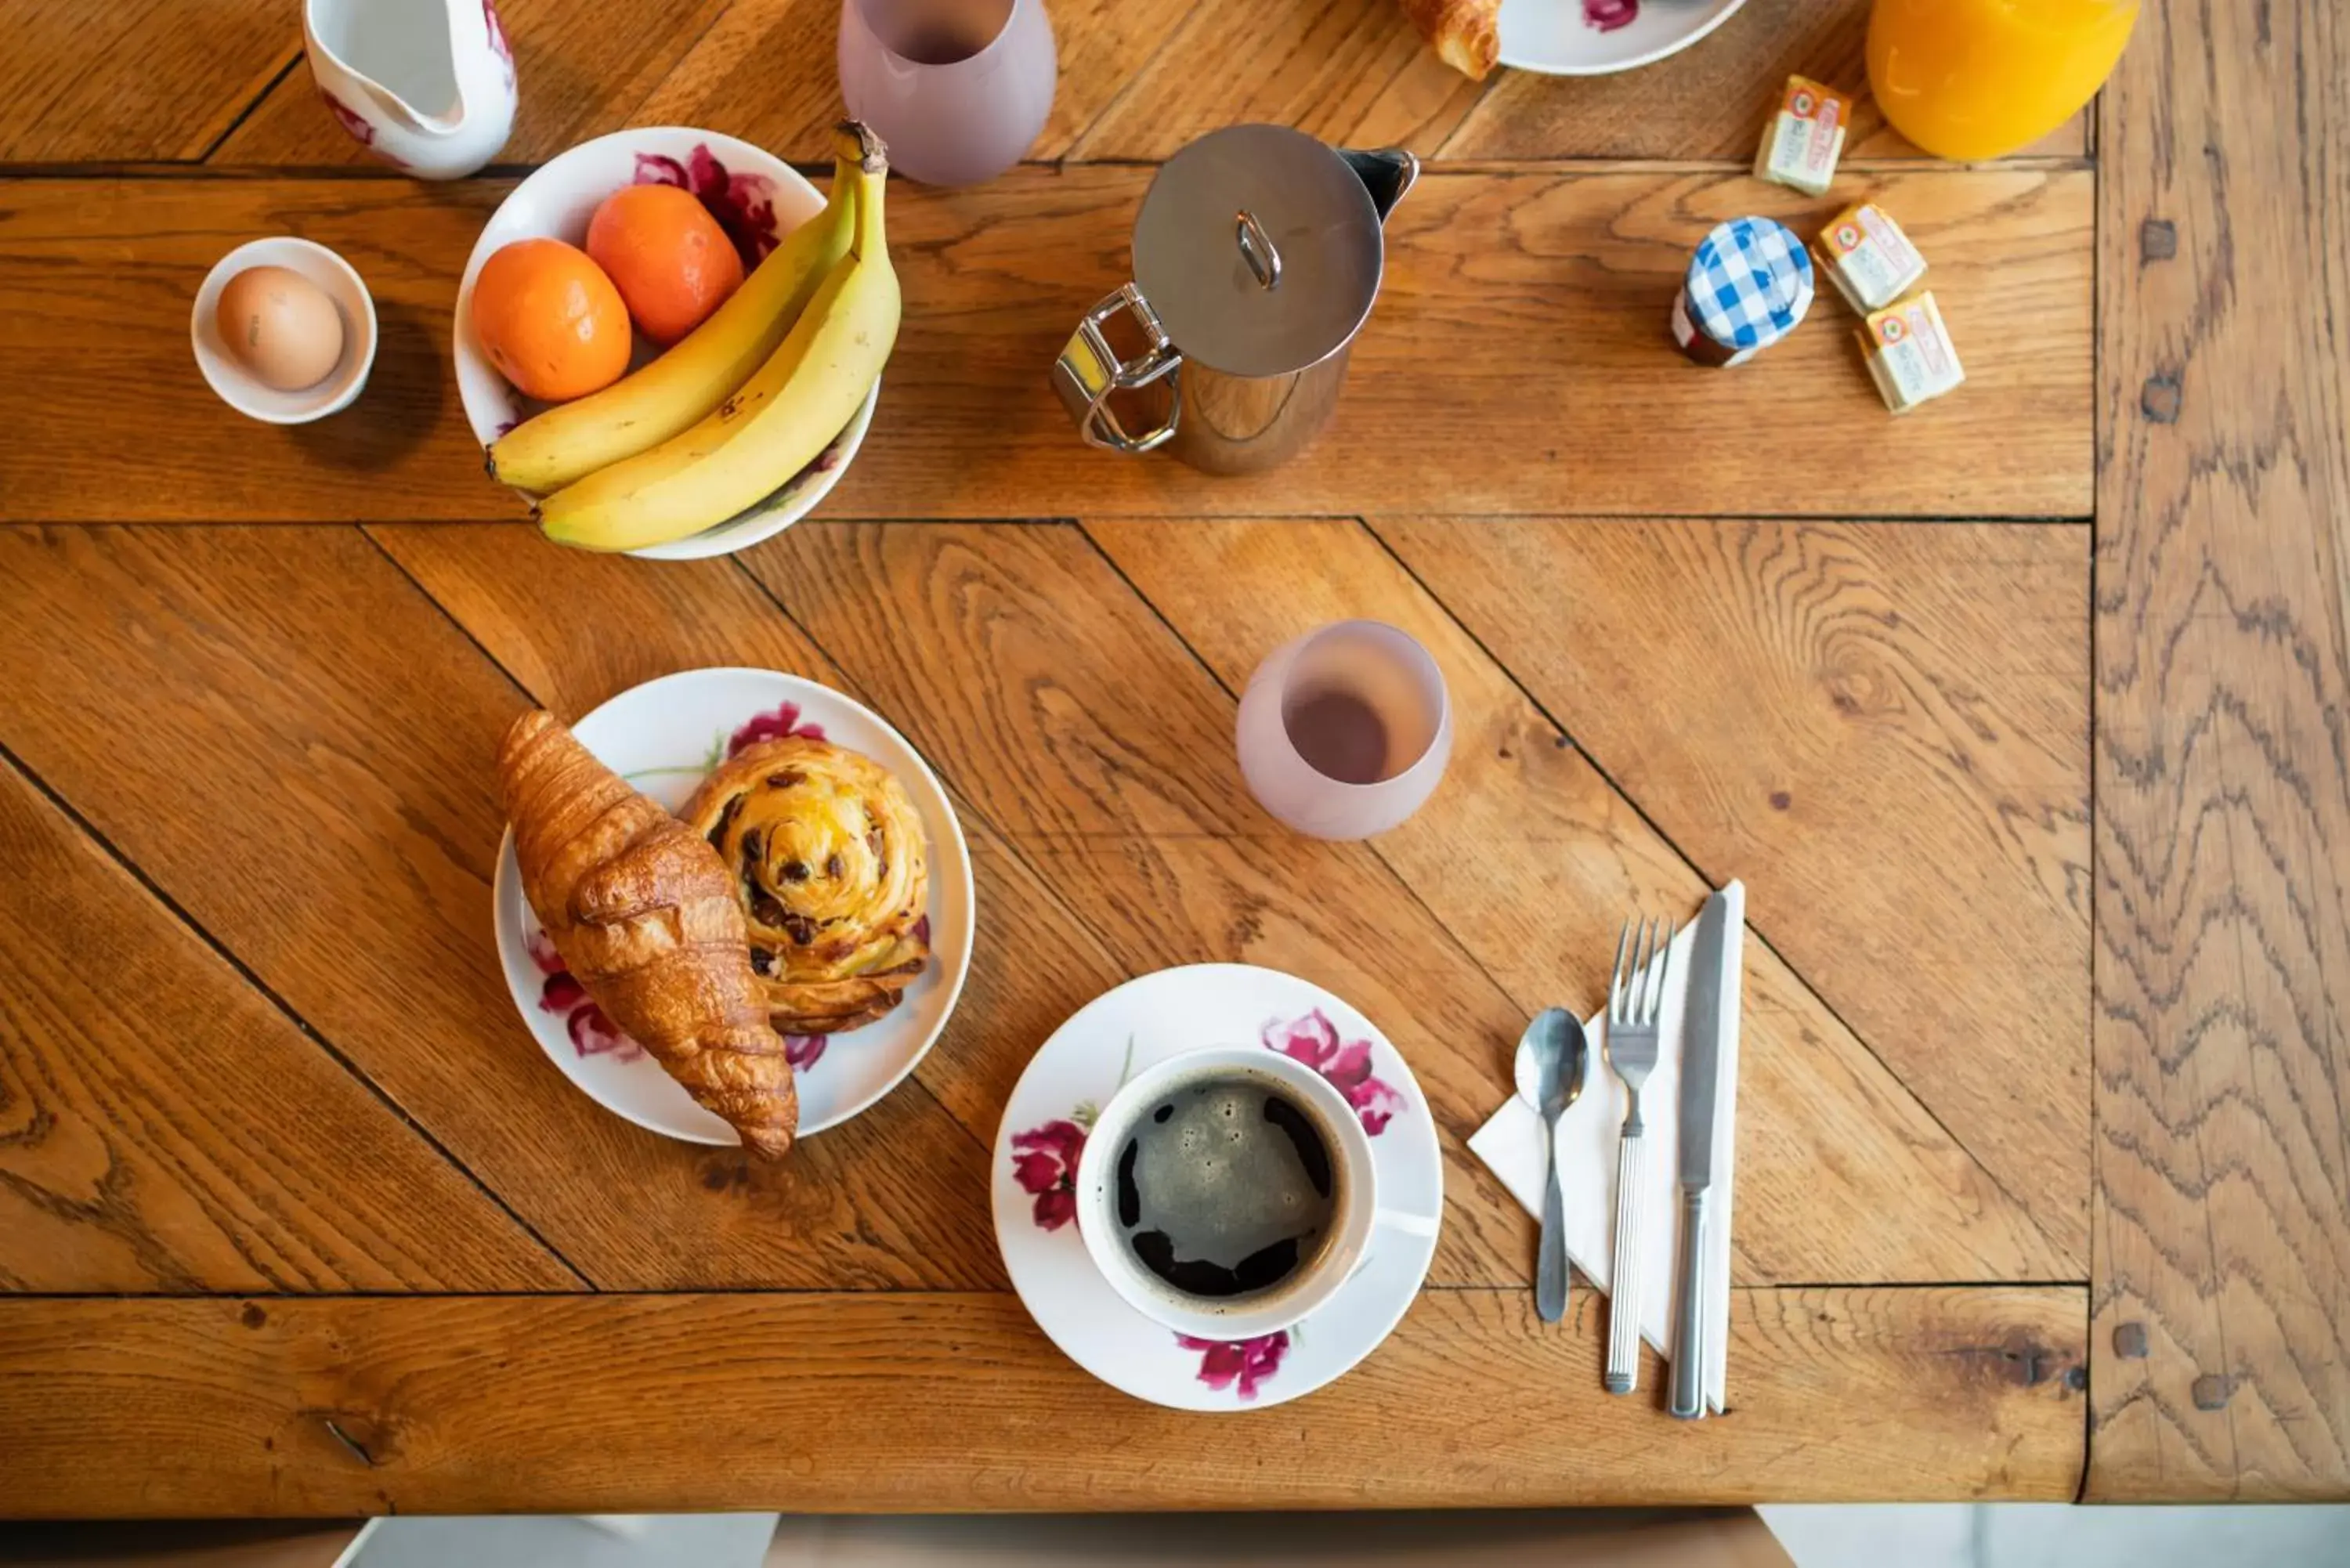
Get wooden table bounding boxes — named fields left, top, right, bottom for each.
left=0, top=0, right=2341, bottom=1516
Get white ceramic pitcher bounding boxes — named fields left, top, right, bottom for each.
left=305, top=0, right=518, bottom=178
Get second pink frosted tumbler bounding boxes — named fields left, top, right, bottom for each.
left=1236, top=620, right=1452, bottom=840
left=837, top=0, right=1057, bottom=188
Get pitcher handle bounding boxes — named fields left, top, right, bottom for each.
left=1050, top=283, right=1182, bottom=454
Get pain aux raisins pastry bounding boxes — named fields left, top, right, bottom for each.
left=682, top=735, right=931, bottom=1035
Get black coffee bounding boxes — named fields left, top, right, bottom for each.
left=1114, top=1076, right=1338, bottom=1300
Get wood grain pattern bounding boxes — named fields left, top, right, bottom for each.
left=1063, top=0, right=1484, bottom=162
left=1382, top=518, right=2092, bottom=1266
left=738, top=522, right=1552, bottom=1286
left=208, top=0, right=736, bottom=168
left=2085, top=0, right=2350, bottom=1501
left=0, top=0, right=292, bottom=162
left=364, top=521, right=1140, bottom=1147
left=214, top=0, right=1170, bottom=170
left=0, top=526, right=1005, bottom=1293
left=1441, top=0, right=2086, bottom=164
left=0, top=1287, right=2087, bottom=1515
left=0, top=166, right=2089, bottom=523
left=1088, top=517, right=2073, bottom=1284
left=0, top=757, right=570, bottom=1292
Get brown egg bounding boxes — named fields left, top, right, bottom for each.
left=215, top=266, right=345, bottom=391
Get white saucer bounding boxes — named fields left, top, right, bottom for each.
left=493, top=667, right=974, bottom=1144
left=992, top=965, right=1441, bottom=1410
left=1499, top=0, right=1745, bottom=77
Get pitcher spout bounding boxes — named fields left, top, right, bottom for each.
left=1338, top=147, right=1420, bottom=225
left=305, top=0, right=471, bottom=135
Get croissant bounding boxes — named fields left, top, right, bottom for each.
left=1398, top=0, right=1497, bottom=78
left=681, top=735, right=931, bottom=1035
left=498, top=709, right=798, bottom=1158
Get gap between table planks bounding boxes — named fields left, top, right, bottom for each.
left=376, top=518, right=2074, bottom=1287
left=0, top=750, right=574, bottom=1294
left=0, top=163, right=2088, bottom=524
left=172, top=0, right=2077, bottom=173
left=0, top=1288, right=2085, bottom=1516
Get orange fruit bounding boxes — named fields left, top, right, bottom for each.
left=585, top=184, right=745, bottom=345
left=470, top=238, right=631, bottom=403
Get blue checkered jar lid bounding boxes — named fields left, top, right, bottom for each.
left=1686, top=217, right=1815, bottom=352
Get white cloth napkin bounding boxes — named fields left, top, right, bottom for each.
left=1467, top=880, right=1743, bottom=1412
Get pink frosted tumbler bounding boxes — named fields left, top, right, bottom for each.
left=1236, top=620, right=1452, bottom=840
left=837, top=0, right=1057, bottom=188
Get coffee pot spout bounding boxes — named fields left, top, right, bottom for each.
left=1338, top=147, right=1420, bottom=226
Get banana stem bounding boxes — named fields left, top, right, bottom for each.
left=847, top=138, right=888, bottom=262
left=836, top=121, right=888, bottom=176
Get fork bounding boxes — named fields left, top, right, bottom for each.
left=1603, top=916, right=1672, bottom=1395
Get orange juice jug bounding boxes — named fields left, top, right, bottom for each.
left=1867, top=0, right=2139, bottom=161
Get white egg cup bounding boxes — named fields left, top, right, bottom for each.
left=191, top=237, right=378, bottom=425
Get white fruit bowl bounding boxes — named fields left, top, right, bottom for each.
left=454, top=126, right=878, bottom=562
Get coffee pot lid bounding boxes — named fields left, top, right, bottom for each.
left=1132, top=124, right=1386, bottom=380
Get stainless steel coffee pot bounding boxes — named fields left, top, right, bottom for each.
left=1052, top=124, right=1418, bottom=475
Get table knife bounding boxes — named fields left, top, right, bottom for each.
left=1668, top=887, right=1737, bottom=1419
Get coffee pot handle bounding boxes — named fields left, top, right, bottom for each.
left=1051, top=283, right=1183, bottom=453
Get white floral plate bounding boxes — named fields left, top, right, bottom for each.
left=453, top=126, right=880, bottom=562
left=493, top=667, right=974, bottom=1144
left=1499, top=0, right=1745, bottom=77
left=993, top=965, right=1441, bottom=1411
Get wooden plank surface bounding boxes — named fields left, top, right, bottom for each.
left=161, top=0, right=2092, bottom=173
left=362, top=520, right=1184, bottom=1188
left=1381, top=518, right=2093, bottom=1266
left=2085, top=0, right=2350, bottom=1501
left=0, top=755, right=572, bottom=1293
left=0, top=526, right=1006, bottom=1293
left=1060, top=0, right=1483, bottom=162
left=1086, top=517, right=2072, bottom=1284
left=674, top=521, right=1543, bottom=1285
left=209, top=0, right=735, bottom=170
left=0, top=1288, right=2086, bottom=1515
left=0, top=164, right=2090, bottom=523
left=0, top=0, right=292, bottom=163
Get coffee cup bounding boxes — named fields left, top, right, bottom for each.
left=1072, top=1043, right=1440, bottom=1341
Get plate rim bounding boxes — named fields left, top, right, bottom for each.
left=1496, top=0, right=1748, bottom=76
left=989, top=961, right=1442, bottom=1411
left=492, top=666, right=975, bottom=1144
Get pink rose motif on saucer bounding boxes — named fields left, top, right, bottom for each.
left=1177, top=1331, right=1291, bottom=1401
left=1010, top=1118, right=1087, bottom=1231
left=635, top=144, right=781, bottom=266
left=1264, top=1009, right=1405, bottom=1134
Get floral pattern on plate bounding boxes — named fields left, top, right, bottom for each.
left=1178, top=1331, right=1292, bottom=1401
left=635, top=143, right=782, bottom=266
left=523, top=923, right=826, bottom=1071
left=494, top=668, right=974, bottom=1146
left=992, top=969, right=1441, bottom=1412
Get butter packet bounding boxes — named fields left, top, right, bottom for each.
left=1819, top=202, right=1929, bottom=313
left=1755, top=75, right=1849, bottom=196
left=1858, top=291, right=1965, bottom=414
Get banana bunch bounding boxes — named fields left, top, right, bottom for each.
left=490, top=122, right=899, bottom=553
